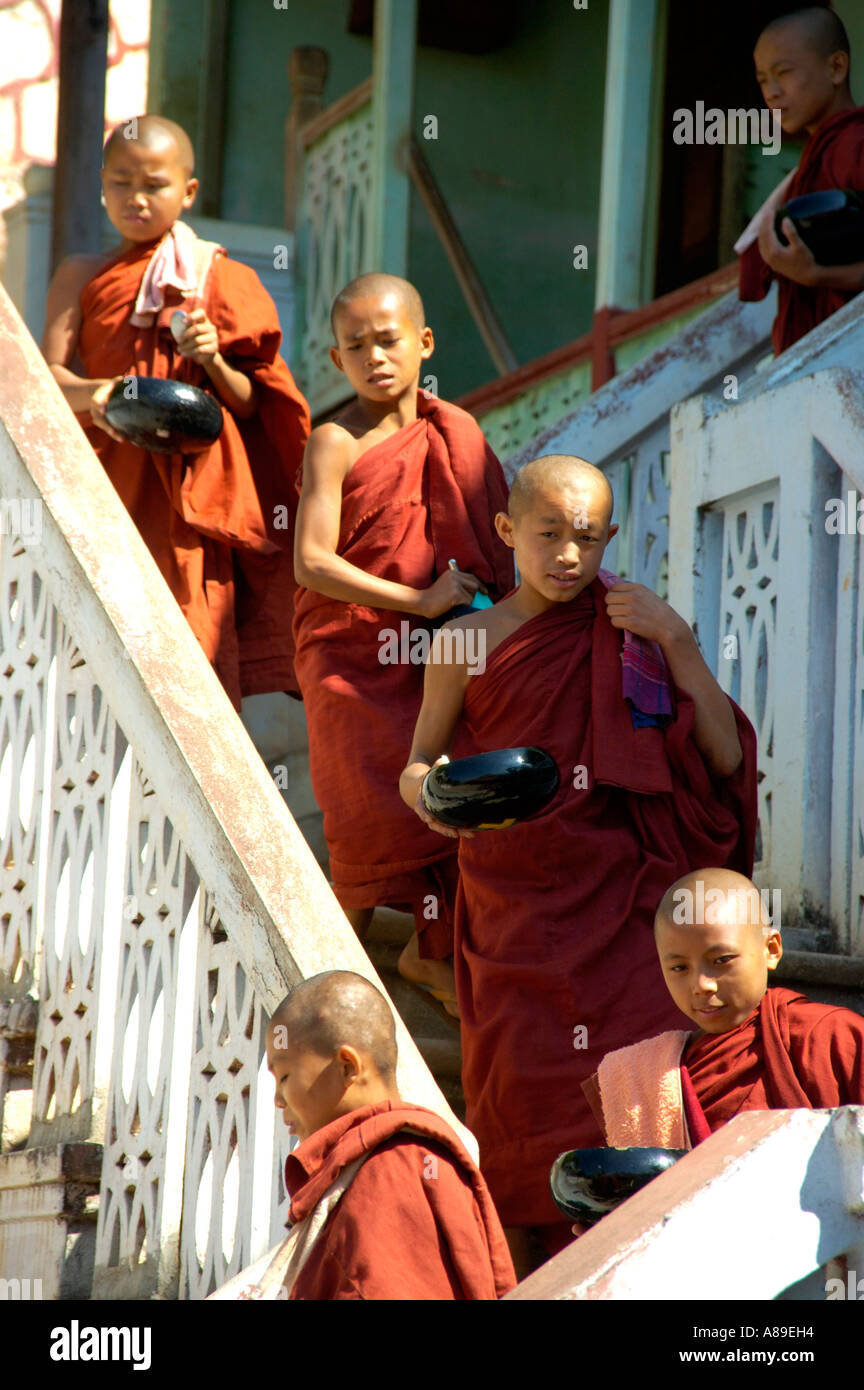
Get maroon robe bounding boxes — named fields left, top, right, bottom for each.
left=684, top=986, right=864, bottom=1129
left=452, top=584, right=757, bottom=1229
left=739, top=107, right=864, bottom=354
left=293, top=394, right=513, bottom=954
left=284, top=1101, right=516, bottom=1300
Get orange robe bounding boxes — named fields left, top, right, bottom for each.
left=284, top=1101, right=516, bottom=1300
left=451, top=586, right=757, bottom=1231
left=76, top=239, right=311, bottom=706
left=739, top=107, right=864, bottom=354
left=292, top=394, right=514, bottom=955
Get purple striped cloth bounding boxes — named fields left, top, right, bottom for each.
left=597, top=569, right=674, bottom=722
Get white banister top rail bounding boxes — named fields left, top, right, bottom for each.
left=506, top=1106, right=864, bottom=1301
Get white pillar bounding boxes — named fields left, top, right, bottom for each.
left=594, top=0, right=664, bottom=310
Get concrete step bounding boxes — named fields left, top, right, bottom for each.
left=775, top=949, right=864, bottom=1017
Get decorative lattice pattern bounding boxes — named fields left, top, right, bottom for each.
left=714, top=486, right=779, bottom=876
left=301, top=102, right=374, bottom=415
left=0, top=539, right=51, bottom=997
left=94, top=771, right=197, bottom=1294
left=179, top=898, right=271, bottom=1300
left=30, top=618, right=128, bottom=1140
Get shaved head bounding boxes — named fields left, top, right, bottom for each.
left=509, top=455, right=614, bottom=529
left=656, top=868, right=774, bottom=937
left=760, top=6, right=850, bottom=60
left=103, top=115, right=196, bottom=176
left=270, top=971, right=397, bottom=1081
left=330, top=272, right=426, bottom=339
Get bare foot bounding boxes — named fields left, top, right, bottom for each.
left=397, top=932, right=460, bottom=1019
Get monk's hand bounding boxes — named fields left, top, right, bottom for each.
left=89, top=378, right=128, bottom=442
left=604, top=581, right=690, bottom=649
left=758, top=215, right=819, bottom=286
left=412, top=761, right=475, bottom=840
left=416, top=567, right=482, bottom=620
left=176, top=307, right=221, bottom=363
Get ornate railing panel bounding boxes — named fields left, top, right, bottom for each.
left=0, top=540, right=51, bottom=1001
left=0, top=283, right=459, bottom=1300
left=713, top=484, right=779, bottom=875
left=668, top=294, right=864, bottom=945
left=298, top=86, right=374, bottom=417
left=504, top=292, right=775, bottom=608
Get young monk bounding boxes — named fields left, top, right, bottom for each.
left=588, top=867, right=864, bottom=1148
left=293, top=273, right=514, bottom=1013
left=738, top=7, right=864, bottom=354
left=400, top=455, right=757, bottom=1270
left=253, top=971, right=515, bottom=1300
left=42, top=115, right=311, bottom=708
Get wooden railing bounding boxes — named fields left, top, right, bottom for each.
left=0, top=284, right=462, bottom=1299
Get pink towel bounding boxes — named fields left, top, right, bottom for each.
left=130, top=221, right=222, bottom=326
left=596, top=1030, right=690, bottom=1149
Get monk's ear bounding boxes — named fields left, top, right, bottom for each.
left=182, top=178, right=199, bottom=209
left=337, top=1044, right=362, bottom=1083
left=495, top=511, right=516, bottom=549
left=764, top=930, right=783, bottom=970
left=329, top=346, right=345, bottom=375
left=606, top=523, right=619, bottom=543
left=419, top=327, right=434, bottom=360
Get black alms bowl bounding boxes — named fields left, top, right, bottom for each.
left=550, top=1146, right=686, bottom=1227
left=105, top=377, right=224, bottom=453
left=775, top=189, right=864, bottom=266
left=421, top=746, right=560, bottom=830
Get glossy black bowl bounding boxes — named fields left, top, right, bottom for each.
left=105, top=376, right=224, bottom=453
left=775, top=189, right=864, bottom=266
left=550, top=1146, right=686, bottom=1227
left=421, top=746, right=560, bottom=830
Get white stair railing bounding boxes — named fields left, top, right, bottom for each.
left=0, top=282, right=461, bottom=1300
left=507, top=1106, right=864, bottom=1301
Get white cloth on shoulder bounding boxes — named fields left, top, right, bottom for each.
left=206, top=1155, right=367, bottom=1301
left=130, top=221, right=222, bottom=327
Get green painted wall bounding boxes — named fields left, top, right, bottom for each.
left=408, top=0, right=608, bottom=397
left=149, top=0, right=608, bottom=400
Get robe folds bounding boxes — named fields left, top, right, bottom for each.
left=451, top=583, right=758, bottom=1229
left=76, top=238, right=311, bottom=707
left=684, top=986, right=864, bottom=1128
left=592, top=987, right=864, bottom=1149
left=283, top=1101, right=516, bottom=1300
left=738, top=107, right=864, bottom=354
left=292, top=394, right=513, bottom=954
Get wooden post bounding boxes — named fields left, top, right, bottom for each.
left=196, top=0, right=231, bottom=219
left=284, top=47, right=330, bottom=232
left=407, top=139, right=517, bottom=376
left=51, top=0, right=110, bottom=271
left=370, top=0, right=417, bottom=275
left=594, top=0, right=663, bottom=313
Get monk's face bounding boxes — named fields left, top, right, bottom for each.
left=266, top=1027, right=345, bottom=1142
left=101, top=135, right=198, bottom=246
left=754, top=25, right=849, bottom=136
left=501, top=479, right=616, bottom=607
left=330, top=292, right=433, bottom=403
left=656, top=905, right=782, bottom=1033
